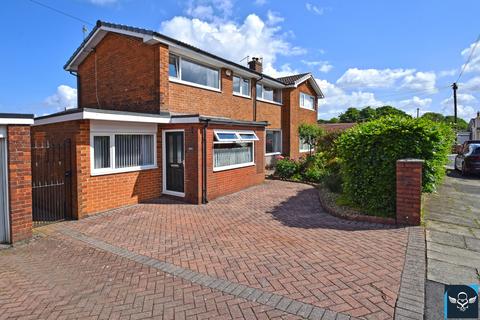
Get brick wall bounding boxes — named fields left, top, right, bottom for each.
left=396, top=159, right=423, bottom=226
left=205, top=125, right=265, bottom=201
left=78, top=33, right=162, bottom=114
left=7, top=125, right=32, bottom=243
left=283, top=81, right=318, bottom=159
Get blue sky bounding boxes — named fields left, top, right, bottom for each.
left=1, top=0, right=480, bottom=120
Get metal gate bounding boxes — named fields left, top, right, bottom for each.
left=0, top=137, right=9, bottom=243
left=32, top=140, right=72, bottom=224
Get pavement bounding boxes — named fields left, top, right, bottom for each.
left=423, top=169, right=480, bottom=319
left=0, top=180, right=409, bottom=320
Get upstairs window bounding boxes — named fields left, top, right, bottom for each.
left=256, top=83, right=282, bottom=104
left=169, top=54, right=220, bottom=90
left=233, top=76, right=250, bottom=97
left=300, top=92, right=315, bottom=110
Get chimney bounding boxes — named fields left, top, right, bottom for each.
left=248, top=57, right=263, bottom=73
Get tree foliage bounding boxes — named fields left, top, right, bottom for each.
left=298, top=123, right=325, bottom=156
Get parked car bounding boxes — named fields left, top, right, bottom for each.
left=455, top=142, right=480, bottom=175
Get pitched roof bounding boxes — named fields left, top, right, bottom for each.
left=276, top=73, right=311, bottom=85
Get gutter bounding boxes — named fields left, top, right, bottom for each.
left=202, top=119, right=209, bottom=204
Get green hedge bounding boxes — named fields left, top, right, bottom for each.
left=336, top=116, right=454, bottom=217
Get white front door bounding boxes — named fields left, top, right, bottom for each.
left=0, top=136, right=9, bottom=243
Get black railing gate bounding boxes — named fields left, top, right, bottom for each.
left=32, top=140, right=72, bottom=224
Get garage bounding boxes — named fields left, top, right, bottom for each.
left=0, top=114, right=34, bottom=244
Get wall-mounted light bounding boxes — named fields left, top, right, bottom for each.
left=225, top=69, right=232, bottom=77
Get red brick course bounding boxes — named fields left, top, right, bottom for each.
left=7, top=125, right=32, bottom=243
left=396, top=159, right=423, bottom=225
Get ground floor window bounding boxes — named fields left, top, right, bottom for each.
left=91, top=133, right=156, bottom=175
left=213, top=130, right=257, bottom=171
left=299, top=137, right=313, bottom=152
left=266, top=130, right=282, bottom=155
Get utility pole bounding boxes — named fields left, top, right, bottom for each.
left=452, top=82, right=458, bottom=126
left=416, top=108, right=419, bottom=118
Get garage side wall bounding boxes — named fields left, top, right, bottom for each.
left=7, top=125, right=32, bottom=243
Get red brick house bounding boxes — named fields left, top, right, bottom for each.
left=0, top=114, right=34, bottom=244
left=32, top=21, right=324, bottom=219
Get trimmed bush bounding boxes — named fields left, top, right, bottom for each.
left=275, top=158, right=300, bottom=179
left=336, top=116, right=454, bottom=217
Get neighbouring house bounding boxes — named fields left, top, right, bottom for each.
left=0, top=113, right=34, bottom=244
left=468, top=112, right=480, bottom=140
left=318, top=122, right=356, bottom=133
left=32, top=20, right=324, bottom=220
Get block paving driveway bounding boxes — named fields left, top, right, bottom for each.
left=0, top=181, right=409, bottom=320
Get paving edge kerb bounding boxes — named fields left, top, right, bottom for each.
left=394, top=226, right=426, bottom=320
left=55, top=227, right=361, bottom=320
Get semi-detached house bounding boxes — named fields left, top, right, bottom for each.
left=32, top=21, right=324, bottom=219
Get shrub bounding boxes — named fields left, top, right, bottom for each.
left=298, top=123, right=325, bottom=155
left=275, top=158, right=299, bottom=179
left=336, top=116, right=454, bottom=217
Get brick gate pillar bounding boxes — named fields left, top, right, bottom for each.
left=396, top=159, right=424, bottom=226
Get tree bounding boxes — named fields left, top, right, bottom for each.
left=359, top=106, right=377, bottom=121
left=298, top=123, right=325, bottom=156
left=339, top=107, right=361, bottom=123
left=444, top=116, right=468, bottom=131
left=421, top=112, right=445, bottom=122
left=375, top=105, right=410, bottom=118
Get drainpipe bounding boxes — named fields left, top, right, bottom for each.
left=253, top=75, right=264, bottom=121
left=202, top=120, right=209, bottom=204
left=69, top=71, right=80, bottom=108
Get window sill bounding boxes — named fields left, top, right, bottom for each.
left=213, top=162, right=255, bottom=172
left=169, top=77, right=221, bottom=93
left=299, top=150, right=313, bottom=153
left=265, top=152, right=282, bottom=156
left=233, top=92, right=251, bottom=99
left=256, top=98, right=283, bottom=106
left=300, top=106, right=316, bottom=111
left=91, top=165, right=158, bottom=177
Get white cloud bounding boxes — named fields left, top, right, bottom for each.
left=460, top=40, right=480, bottom=74
left=462, top=76, right=480, bottom=93
left=305, top=3, right=324, bottom=15
left=336, top=68, right=415, bottom=88
left=44, top=85, right=77, bottom=111
left=438, top=69, right=457, bottom=78
left=185, top=0, right=234, bottom=21
left=266, top=10, right=284, bottom=25
left=301, top=60, right=333, bottom=73
left=316, top=79, right=384, bottom=118
left=88, top=0, right=117, bottom=5
left=160, top=14, right=305, bottom=77
left=401, top=71, right=437, bottom=92
left=441, top=94, right=477, bottom=120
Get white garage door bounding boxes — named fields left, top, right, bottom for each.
left=0, top=133, right=9, bottom=243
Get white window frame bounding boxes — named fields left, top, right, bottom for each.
left=300, top=92, right=315, bottom=111
left=90, top=132, right=157, bottom=176
left=169, top=54, right=221, bottom=92
left=213, top=130, right=257, bottom=172
left=256, top=83, right=283, bottom=105
left=299, top=137, right=314, bottom=153
left=265, top=129, right=282, bottom=156
left=232, top=75, right=251, bottom=98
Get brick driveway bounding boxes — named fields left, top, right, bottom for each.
left=0, top=181, right=408, bottom=319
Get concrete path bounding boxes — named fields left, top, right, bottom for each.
left=423, top=170, right=480, bottom=319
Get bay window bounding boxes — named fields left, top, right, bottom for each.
left=169, top=54, right=220, bottom=90
left=91, top=133, right=156, bottom=175
left=213, top=130, right=258, bottom=171
left=233, top=76, right=250, bottom=97
left=300, top=92, right=315, bottom=110
left=256, top=83, right=282, bottom=104
left=266, top=130, right=282, bottom=155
